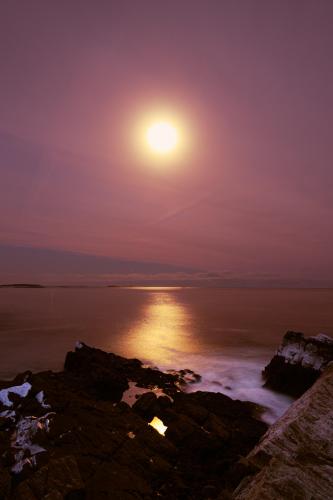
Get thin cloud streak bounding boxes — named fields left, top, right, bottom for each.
left=147, top=193, right=212, bottom=227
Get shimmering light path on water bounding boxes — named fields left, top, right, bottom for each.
left=1, top=287, right=333, bottom=422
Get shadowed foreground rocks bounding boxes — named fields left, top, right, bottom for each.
left=263, top=331, right=333, bottom=397
left=0, top=343, right=267, bottom=499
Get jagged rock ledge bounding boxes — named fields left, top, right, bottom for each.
left=232, top=363, right=333, bottom=500
left=0, top=342, right=267, bottom=499
left=263, top=331, right=333, bottom=397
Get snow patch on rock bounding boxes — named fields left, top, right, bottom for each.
left=11, top=412, right=55, bottom=474
left=309, top=333, right=333, bottom=344
left=277, top=332, right=333, bottom=371
left=0, top=382, right=32, bottom=407
left=35, top=390, right=51, bottom=409
left=0, top=409, right=16, bottom=420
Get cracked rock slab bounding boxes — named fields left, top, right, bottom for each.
left=233, top=365, right=333, bottom=500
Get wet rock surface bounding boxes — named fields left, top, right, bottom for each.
left=0, top=343, right=267, bottom=499
left=263, top=331, right=333, bottom=397
left=233, top=364, right=333, bottom=500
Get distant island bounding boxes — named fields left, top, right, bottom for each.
left=0, top=283, right=45, bottom=288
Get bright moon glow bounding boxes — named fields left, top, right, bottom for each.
left=148, top=416, right=167, bottom=436
left=132, top=109, right=189, bottom=167
left=146, top=122, right=178, bottom=154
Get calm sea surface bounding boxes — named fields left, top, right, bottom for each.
left=1, top=287, right=333, bottom=422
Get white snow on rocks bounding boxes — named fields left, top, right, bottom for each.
left=309, top=333, right=333, bottom=344
left=0, top=382, right=32, bottom=407
left=0, top=409, right=16, bottom=420
left=0, top=381, right=55, bottom=473
left=11, top=412, right=55, bottom=474
left=35, top=390, right=51, bottom=409
left=277, top=333, right=333, bottom=371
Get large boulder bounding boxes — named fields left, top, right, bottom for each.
left=64, top=342, right=182, bottom=400
left=263, top=331, right=333, bottom=397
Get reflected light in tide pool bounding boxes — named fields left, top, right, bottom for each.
left=149, top=416, right=167, bottom=436
left=124, top=290, right=198, bottom=365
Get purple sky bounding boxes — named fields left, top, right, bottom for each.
left=1, top=1, right=333, bottom=285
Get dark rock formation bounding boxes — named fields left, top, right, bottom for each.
left=232, top=364, right=333, bottom=500
left=0, top=343, right=267, bottom=499
left=263, top=331, right=333, bottom=397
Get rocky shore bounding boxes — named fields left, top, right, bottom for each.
left=229, top=330, right=333, bottom=500
left=233, top=363, right=333, bottom=500
left=2, top=332, right=333, bottom=499
left=0, top=342, right=267, bottom=500
left=263, top=331, right=333, bottom=397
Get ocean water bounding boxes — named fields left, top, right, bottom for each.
left=1, top=286, right=333, bottom=423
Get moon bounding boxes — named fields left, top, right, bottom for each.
left=146, top=121, right=179, bottom=154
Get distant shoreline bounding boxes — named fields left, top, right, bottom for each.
left=1, top=283, right=333, bottom=290
left=0, top=283, right=45, bottom=288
